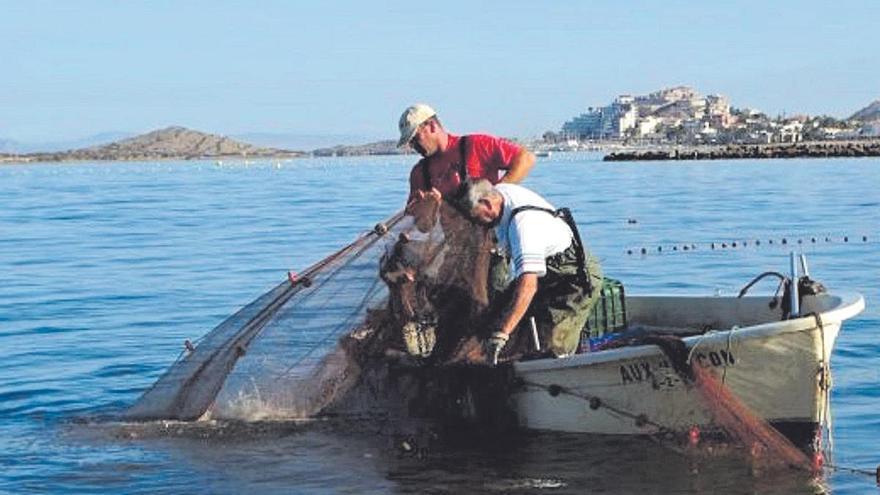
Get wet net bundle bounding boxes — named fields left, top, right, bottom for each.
left=125, top=202, right=495, bottom=422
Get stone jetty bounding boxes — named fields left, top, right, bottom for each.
left=603, top=140, right=880, bottom=162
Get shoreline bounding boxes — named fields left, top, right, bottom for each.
left=5, top=139, right=880, bottom=166
left=0, top=152, right=306, bottom=166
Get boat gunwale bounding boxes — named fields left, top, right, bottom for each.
left=514, top=291, right=865, bottom=374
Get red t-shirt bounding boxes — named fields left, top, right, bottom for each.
left=407, top=134, right=522, bottom=201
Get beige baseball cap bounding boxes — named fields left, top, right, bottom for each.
left=397, top=103, right=437, bottom=147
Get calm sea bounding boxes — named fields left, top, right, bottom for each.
left=1, top=154, right=877, bottom=494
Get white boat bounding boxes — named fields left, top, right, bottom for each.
left=509, top=289, right=864, bottom=443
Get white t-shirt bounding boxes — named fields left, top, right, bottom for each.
left=494, top=184, right=573, bottom=278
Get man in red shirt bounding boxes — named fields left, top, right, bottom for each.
left=388, top=104, right=535, bottom=359
left=398, top=103, right=535, bottom=211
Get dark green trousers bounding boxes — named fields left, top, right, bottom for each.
left=529, top=245, right=603, bottom=356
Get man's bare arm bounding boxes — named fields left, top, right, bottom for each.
left=499, top=273, right=538, bottom=335
left=500, top=148, right=535, bottom=184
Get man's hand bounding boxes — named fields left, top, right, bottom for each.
left=484, top=331, right=510, bottom=365
left=416, top=187, right=442, bottom=203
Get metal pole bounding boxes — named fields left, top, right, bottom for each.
left=799, top=253, right=810, bottom=278
left=530, top=317, right=541, bottom=352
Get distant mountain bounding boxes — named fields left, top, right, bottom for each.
left=6, top=126, right=305, bottom=163
left=849, top=100, right=880, bottom=122
left=311, top=139, right=409, bottom=157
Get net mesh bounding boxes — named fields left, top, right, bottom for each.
left=643, top=335, right=816, bottom=474
left=125, top=203, right=494, bottom=421
left=689, top=364, right=814, bottom=472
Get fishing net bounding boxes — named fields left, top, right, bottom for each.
left=125, top=200, right=497, bottom=422
left=124, top=195, right=818, bottom=477
left=642, top=335, right=816, bottom=475
left=689, top=365, right=813, bottom=472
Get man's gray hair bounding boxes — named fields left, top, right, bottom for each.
left=458, top=178, right=497, bottom=213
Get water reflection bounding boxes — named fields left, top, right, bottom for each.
left=77, top=419, right=824, bottom=494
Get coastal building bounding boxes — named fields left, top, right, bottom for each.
left=860, top=121, right=880, bottom=137
left=561, top=97, right=637, bottom=139
left=705, top=95, right=732, bottom=128
left=557, top=86, right=877, bottom=146
left=636, top=116, right=663, bottom=137
left=776, top=120, right=804, bottom=143
left=559, top=86, right=733, bottom=144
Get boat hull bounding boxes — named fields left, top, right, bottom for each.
left=511, top=292, right=864, bottom=436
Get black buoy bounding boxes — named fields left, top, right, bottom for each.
left=589, top=397, right=601, bottom=410
left=863, top=236, right=868, bottom=242
left=782, top=238, right=788, bottom=245
left=641, top=247, right=647, bottom=255
left=547, top=384, right=563, bottom=397
left=627, top=249, right=633, bottom=255
left=732, top=241, right=737, bottom=248
left=635, top=414, right=648, bottom=427
left=844, top=236, right=849, bottom=242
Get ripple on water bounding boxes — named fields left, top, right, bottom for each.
left=0, top=157, right=877, bottom=493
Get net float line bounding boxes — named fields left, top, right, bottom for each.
left=623, top=233, right=872, bottom=257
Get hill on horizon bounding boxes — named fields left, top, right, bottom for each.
left=88, top=126, right=303, bottom=159
left=4, top=126, right=306, bottom=162
left=849, top=99, right=880, bottom=122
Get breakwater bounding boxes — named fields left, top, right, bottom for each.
left=603, top=140, right=880, bottom=161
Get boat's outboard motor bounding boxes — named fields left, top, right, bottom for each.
left=737, top=253, right=827, bottom=320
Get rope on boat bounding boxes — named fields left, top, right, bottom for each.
left=683, top=327, right=738, bottom=385
left=519, top=379, right=671, bottom=434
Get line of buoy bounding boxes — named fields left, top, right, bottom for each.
left=626, top=235, right=871, bottom=256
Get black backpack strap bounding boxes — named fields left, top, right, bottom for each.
left=509, top=205, right=592, bottom=292
left=420, top=158, right=431, bottom=191
left=458, top=135, right=469, bottom=181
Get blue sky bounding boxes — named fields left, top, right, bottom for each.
left=2, top=0, right=878, bottom=143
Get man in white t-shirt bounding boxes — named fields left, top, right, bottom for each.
left=458, top=179, right=602, bottom=362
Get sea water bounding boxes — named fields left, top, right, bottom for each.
left=0, top=154, right=877, bottom=494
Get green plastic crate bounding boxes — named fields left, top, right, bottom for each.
left=583, top=277, right=627, bottom=339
